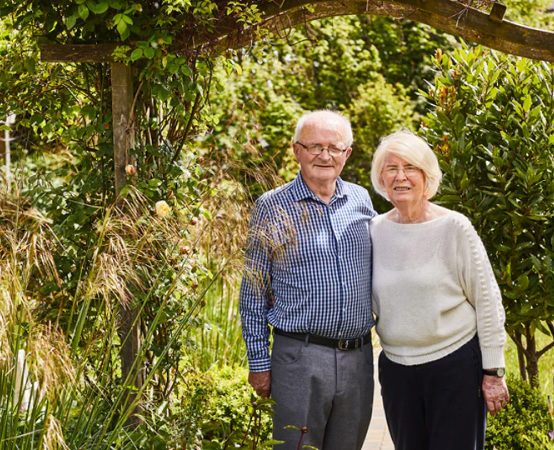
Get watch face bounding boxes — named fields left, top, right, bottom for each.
left=497, top=367, right=506, bottom=377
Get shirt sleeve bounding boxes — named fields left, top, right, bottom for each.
left=456, top=216, right=507, bottom=369
left=239, top=198, right=273, bottom=372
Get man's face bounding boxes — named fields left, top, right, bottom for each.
left=293, top=118, right=352, bottom=186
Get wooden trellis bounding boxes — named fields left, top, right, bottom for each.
left=38, top=0, right=554, bottom=422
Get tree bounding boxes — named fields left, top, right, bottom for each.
left=421, top=44, right=554, bottom=386
left=196, top=15, right=452, bottom=214
left=0, top=0, right=257, bottom=440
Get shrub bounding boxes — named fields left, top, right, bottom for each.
left=202, top=365, right=274, bottom=449
left=486, top=374, right=552, bottom=449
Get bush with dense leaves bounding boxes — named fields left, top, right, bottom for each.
left=486, top=374, right=552, bottom=449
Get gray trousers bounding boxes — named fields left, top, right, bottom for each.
left=271, top=333, right=374, bottom=450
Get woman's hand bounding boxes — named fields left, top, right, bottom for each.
left=482, top=375, right=509, bottom=416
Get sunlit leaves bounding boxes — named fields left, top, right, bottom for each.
left=421, top=45, right=554, bottom=383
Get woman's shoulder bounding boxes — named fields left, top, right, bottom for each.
left=436, top=208, right=480, bottom=241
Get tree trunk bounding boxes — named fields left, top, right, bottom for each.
left=524, top=325, right=540, bottom=388
left=514, top=330, right=527, bottom=381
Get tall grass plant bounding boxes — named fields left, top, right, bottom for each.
left=0, top=176, right=222, bottom=448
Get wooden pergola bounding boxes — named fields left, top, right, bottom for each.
left=38, top=0, right=554, bottom=421
left=39, top=0, right=554, bottom=200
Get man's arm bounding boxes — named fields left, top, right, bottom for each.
left=239, top=200, right=273, bottom=391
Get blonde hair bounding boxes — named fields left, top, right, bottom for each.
left=371, top=130, right=442, bottom=200
left=294, top=110, right=354, bottom=147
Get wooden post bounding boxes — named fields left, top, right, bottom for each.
left=111, top=62, right=142, bottom=426
left=111, top=62, right=134, bottom=200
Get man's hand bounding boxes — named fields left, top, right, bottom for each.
left=482, top=374, right=509, bottom=417
left=249, top=371, right=271, bottom=398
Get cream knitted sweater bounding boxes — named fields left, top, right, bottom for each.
left=371, top=211, right=506, bottom=369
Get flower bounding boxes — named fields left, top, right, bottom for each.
left=125, top=164, right=136, bottom=176
left=155, top=200, right=171, bottom=218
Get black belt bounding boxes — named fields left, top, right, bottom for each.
left=274, top=328, right=371, bottom=351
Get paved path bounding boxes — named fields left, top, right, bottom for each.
left=362, top=349, right=395, bottom=450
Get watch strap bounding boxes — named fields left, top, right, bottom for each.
left=483, top=367, right=505, bottom=377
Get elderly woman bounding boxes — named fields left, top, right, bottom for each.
left=370, top=130, right=509, bottom=450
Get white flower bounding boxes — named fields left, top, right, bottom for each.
left=155, top=200, right=171, bottom=218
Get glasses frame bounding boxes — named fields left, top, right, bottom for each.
left=382, top=165, right=422, bottom=177
left=295, top=141, right=349, bottom=157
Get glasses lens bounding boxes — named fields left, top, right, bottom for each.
left=306, top=144, right=322, bottom=154
left=384, top=166, right=419, bottom=175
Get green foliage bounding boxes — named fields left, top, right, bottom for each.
left=198, top=15, right=453, bottom=201
left=201, top=366, right=274, bottom=449
left=486, top=374, right=552, bottom=450
left=187, top=264, right=248, bottom=371
left=421, top=44, right=554, bottom=385
left=502, top=0, right=554, bottom=29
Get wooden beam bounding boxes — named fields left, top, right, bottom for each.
left=39, top=1, right=554, bottom=63
left=236, top=0, right=554, bottom=62
left=40, top=43, right=119, bottom=63
left=489, top=3, right=507, bottom=23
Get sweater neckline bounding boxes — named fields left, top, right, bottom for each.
left=379, top=212, right=454, bottom=229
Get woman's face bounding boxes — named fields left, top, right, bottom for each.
left=380, top=152, right=426, bottom=207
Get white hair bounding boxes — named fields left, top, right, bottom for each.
left=293, top=110, right=354, bottom=147
left=371, top=129, right=442, bottom=200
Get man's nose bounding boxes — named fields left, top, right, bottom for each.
left=317, top=148, right=333, bottom=160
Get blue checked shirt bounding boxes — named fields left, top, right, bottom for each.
left=239, top=173, right=377, bottom=372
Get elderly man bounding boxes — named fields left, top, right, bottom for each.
left=239, top=110, right=377, bottom=450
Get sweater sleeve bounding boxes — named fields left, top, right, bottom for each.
left=455, top=216, right=506, bottom=369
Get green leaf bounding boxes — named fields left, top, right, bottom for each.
left=530, top=255, right=542, bottom=271
left=522, top=95, right=532, bottom=113
left=24, top=58, right=36, bottom=75
left=66, top=15, right=78, bottom=29
left=144, top=48, right=155, bottom=59
left=262, top=440, right=286, bottom=446
left=152, top=84, right=171, bottom=101
left=517, top=275, right=529, bottom=291
left=78, top=4, right=90, bottom=20
left=87, top=0, right=109, bottom=14
left=130, top=48, right=143, bottom=61
left=116, top=19, right=127, bottom=36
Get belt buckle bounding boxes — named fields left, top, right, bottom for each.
left=338, top=338, right=359, bottom=351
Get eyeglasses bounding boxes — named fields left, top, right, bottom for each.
left=383, top=165, right=421, bottom=176
left=295, top=142, right=348, bottom=157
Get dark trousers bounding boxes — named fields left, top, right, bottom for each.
left=271, top=333, right=374, bottom=450
left=379, top=335, right=487, bottom=450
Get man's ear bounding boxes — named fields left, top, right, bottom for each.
left=344, top=147, right=353, bottom=160
left=293, top=143, right=301, bottom=162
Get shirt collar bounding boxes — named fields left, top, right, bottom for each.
left=291, top=172, right=347, bottom=203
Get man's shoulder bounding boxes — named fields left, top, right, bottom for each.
left=341, top=181, right=374, bottom=211
left=256, top=180, right=296, bottom=207
left=342, top=181, right=370, bottom=197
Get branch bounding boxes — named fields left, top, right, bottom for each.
left=508, top=330, right=531, bottom=358
left=537, top=340, right=554, bottom=358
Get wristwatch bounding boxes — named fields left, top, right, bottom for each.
left=483, top=367, right=505, bottom=377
